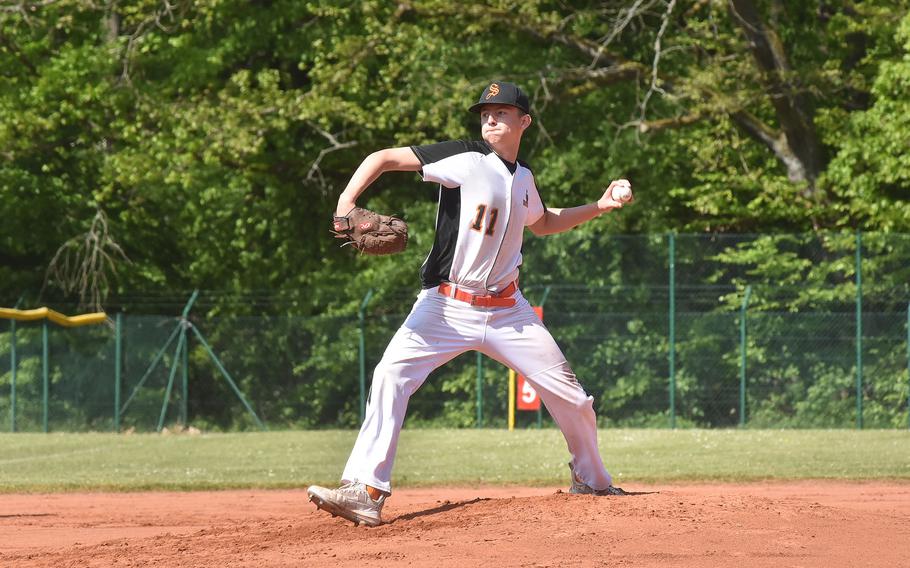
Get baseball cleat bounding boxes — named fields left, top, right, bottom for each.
left=595, top=485, right=628, bottom=496
left=567, top=462, right=627, bottom=496
left=307, top=482, right=386, bottom=527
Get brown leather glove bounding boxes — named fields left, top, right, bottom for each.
left=331, top=207, right=408, bottom=256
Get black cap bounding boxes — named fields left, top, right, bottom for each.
left=468, top=81, right=530, bottom=114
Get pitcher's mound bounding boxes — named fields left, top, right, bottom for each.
left=2, top=482, right=908, bottom=567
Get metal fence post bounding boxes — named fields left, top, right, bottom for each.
left=668, top=233, right=677, bottom=429
left=180, top=292, right=197, bottom=427
left=188, top=324, right=267, bottom=431
left=855, top=230, right=863, bottom=430
left=114, top=313, right=122, bottom=432
left=120, top=324, right=181, bottom=416
left=739, top=286, right=752, bottom=427
left=9, top=319, right=16, bottom=433
left=537, top=285, right=552, bottom=429
left=42, top=320, right=49, bottom=433
left=9, top=296, right=22, bottom=433
left=358, top=289, right=374, bottom=423
left=181, top=321, right=189, bottom=426
left=157, top=330, right=186, bottom=432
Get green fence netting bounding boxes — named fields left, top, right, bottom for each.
left=1, top=232, right=908, bottom=431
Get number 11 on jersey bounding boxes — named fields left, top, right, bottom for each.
left=470, top=204, right=499, bottom=236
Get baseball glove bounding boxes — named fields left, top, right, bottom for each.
left=331, top=207, right=408, bottom=255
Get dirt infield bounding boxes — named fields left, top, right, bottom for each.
left=2, top=482, right=909, bottom=567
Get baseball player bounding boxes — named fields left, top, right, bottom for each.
left=308, top=81, right=633, bottom=526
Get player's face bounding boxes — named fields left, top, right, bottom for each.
left=479, top=104, right=530, bottom=147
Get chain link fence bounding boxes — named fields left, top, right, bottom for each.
left=1, top=233, right=909, bottom=431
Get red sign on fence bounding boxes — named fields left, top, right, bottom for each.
left=516, top=306, right=543, bottom=411
left=516, top=374, right=540, bottom=410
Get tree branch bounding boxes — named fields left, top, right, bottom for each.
left=305, top=125, right=357, bottom=186
left=0, top=29, right=37, bottom=74
left=43, top=209, right=130, bottom=312
left=412, top=3, right=651, bottom=83
left=633, top=112, right=703, bottom=133
left=118, top=0, right=183, bottom=84
left=591, top=0, right=658, bottom=68
left=0, top=0, right=60, bottom=15
left=639, top=0, right=677, bottom=123
left=729, top=109, right=811, bottom=187
left=728, top=0, right=825, bottom=187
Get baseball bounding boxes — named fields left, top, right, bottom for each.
left=612, top=185, right=633, bottom=203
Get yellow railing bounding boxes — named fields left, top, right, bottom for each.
left=0, top=307, right=107, bottom=327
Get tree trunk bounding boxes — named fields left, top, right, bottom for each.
left=728, top=0, right=825, bottom=195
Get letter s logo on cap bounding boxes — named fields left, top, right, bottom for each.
left=485, top=83, right=500, bottom=100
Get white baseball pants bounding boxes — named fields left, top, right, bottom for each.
left=341, top=287, right=613, bottom=493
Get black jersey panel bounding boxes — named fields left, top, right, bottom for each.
left=518, top=159, right=546, bottom=210
left=411, top=140, right=491, bottom=165
left=420, top=186, right=462, bottom=288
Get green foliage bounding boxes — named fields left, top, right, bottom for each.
left=824, top=12, right=910, bottom=231
left=1, top=2, right=909, bottom=430
left=2, top=0, right=907, bottom=307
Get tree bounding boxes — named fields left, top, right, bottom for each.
left=2, top=1, right=908, bottom=428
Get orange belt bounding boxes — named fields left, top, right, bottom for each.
left=437, top=281, right=517, bottom=307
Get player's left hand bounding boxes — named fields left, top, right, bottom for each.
left=331, top=207, right=409, bottom=256
left=597, top=179, right=633, bottom=211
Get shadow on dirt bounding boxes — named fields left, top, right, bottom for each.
left=389, top=497, right=490, bottom=523
left=554, top=489, right=660, bottom=497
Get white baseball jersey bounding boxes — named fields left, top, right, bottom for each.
left=339, top=140, right=615, bottom=496
left=411, top=140, right=546, bottom=293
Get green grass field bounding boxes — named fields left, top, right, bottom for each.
left=0, top=429, right=908, bottom=492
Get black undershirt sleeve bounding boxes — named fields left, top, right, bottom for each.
left=410, top=140, right=491, bottom=166
left=518, top=159, right=547, bottom=210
